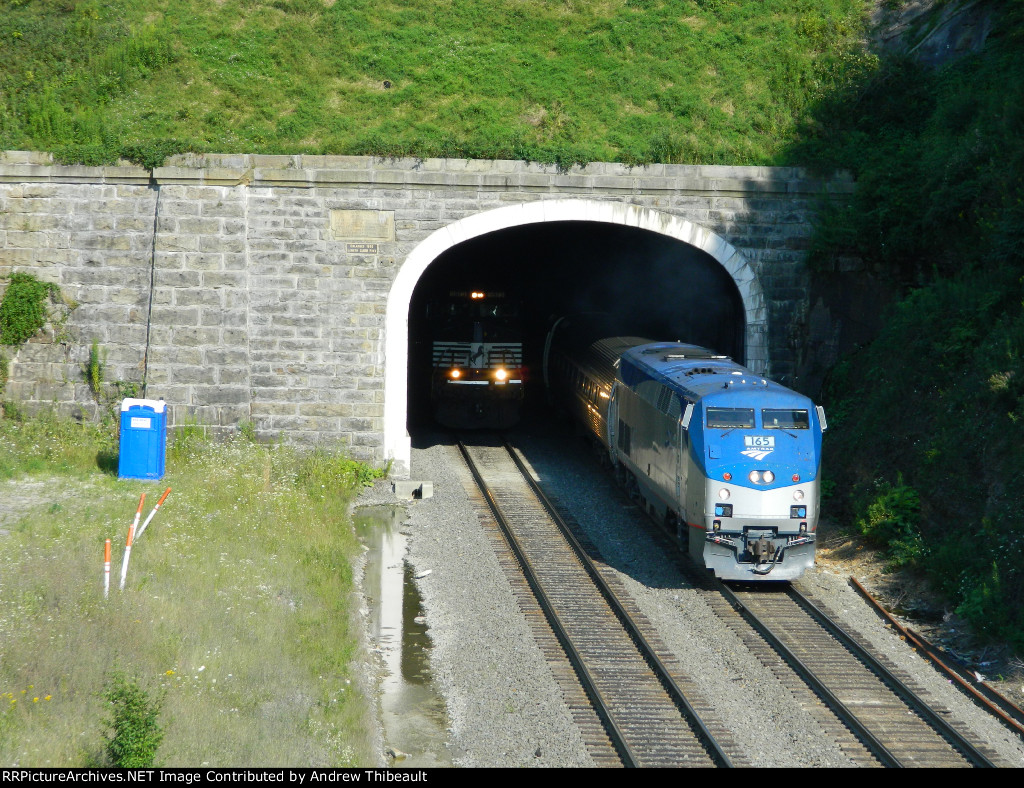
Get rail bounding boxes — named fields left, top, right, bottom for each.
left=457, top=437, right=732, bottom=768
left=850, top=575, right=1024, bottom=740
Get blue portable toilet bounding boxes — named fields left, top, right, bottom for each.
left=118, top=398, right=167, bottom=480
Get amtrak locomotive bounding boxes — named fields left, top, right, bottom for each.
left=545, top=320, right=827, bottom=581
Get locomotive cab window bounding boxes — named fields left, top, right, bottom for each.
left=706, top=407, right=754, bottom=429
left=762, top=409, right=810, bottom=429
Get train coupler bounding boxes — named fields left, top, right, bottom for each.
left=749, top=534, right=776, bottom=565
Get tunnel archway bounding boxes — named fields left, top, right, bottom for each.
left=384, top=199, right=766, bottom=476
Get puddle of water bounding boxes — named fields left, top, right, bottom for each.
left=355, top=505, right=454, bottom=767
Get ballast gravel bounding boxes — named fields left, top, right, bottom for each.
left=358, top=432, right=594, bottom=768
left=360, top=420, right=1024, bottom=768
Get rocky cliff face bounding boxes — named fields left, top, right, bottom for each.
left=792, top=2, right=1003, bottom=398
left=870, top=0, right=996, bottom=68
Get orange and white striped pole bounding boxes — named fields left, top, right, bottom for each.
left=135, top=487, right=171, bottom=542
left=103, top=539, right=111, bottom=599
left=119, top=493, right=145, bottom=591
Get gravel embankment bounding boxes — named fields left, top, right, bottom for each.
left=360, top=419, right=1024, bottom=768
left=359, top=432, right=594, bottom=768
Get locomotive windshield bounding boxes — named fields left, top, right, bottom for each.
left=762, top=409, right=810, bottom=429
left=428, top=298, right=522, bottom=342
left=429, top=302, right=520, bottom=321
left=706, top=407, right=754, bottom=429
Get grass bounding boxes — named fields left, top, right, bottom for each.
left=0, top=412, right=385, bottom=766
left=0, top=0, right=871, bottom=167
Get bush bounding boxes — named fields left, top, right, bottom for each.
left=956, top=561, right=1024, bottom=652
left=856, top=475, right=924, bottom=569
left=103, top=673, right=164, bottom=768
left=0, top=273, right=59, bottom=347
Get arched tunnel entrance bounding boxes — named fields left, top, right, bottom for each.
left=406, top=221, right=745, bottom=427
left=383, top=200, right=766, bottom=476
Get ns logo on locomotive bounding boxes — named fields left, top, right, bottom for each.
left=545, top=318, right=827, bottom=581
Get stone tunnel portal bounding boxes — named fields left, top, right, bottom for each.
left=384, top=200, right=765, bottom=477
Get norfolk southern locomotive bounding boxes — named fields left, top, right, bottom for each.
left=545, top=318, right=827, bottom=581
left=428, top=289, right=525, bottom=429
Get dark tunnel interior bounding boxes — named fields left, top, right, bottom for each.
left=406, top=220, right=746, bottom=428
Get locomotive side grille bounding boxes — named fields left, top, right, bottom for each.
left=433, top=341, right=523, bottom=368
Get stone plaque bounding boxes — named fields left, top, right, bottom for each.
left=346, top=242, right=379, bottom=255
left=330, top=209, right=395, bottom=241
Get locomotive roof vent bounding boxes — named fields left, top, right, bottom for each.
left=684, top=366, right=724, bottom=376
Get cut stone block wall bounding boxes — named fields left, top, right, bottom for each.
left=0, top=151, right=853, bottom=475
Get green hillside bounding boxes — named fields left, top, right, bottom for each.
left=0, top=0, right=869, bottom=167
left=796, top=3, right=1024, bottom=648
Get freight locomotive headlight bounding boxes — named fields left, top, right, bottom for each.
left=793, top=490, right=805, bottom=502
left=749, top=470, right=762, bottom=483
left=718, top=488, right=730, bottom=500
left=762, top=471, right=775, bottom=484
left=494, top=368, right=508, bottom=381
left=450, top=368, right=462, bottom=379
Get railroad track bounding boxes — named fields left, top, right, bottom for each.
left=710, top=581, right=1003, bottom=768
left=850, top=576, right=1024, bottom=740
left=455, top=435, right=734, bottom=768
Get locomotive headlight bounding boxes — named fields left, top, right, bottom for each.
left=718, top=488, right=730, bottom=500
left=793, top=490, right=805, bottom=502
left=748, top=470, right=762, bottom=483
left=494, top=368, right=508, bottom=381
left=763, top=471, right=775, bottom=484
left=450, top=368, right=462, bottom=379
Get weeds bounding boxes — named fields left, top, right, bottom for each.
left=297, top=449, right=387, bottom=499
left=86, top=339, right=105, bottom=403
